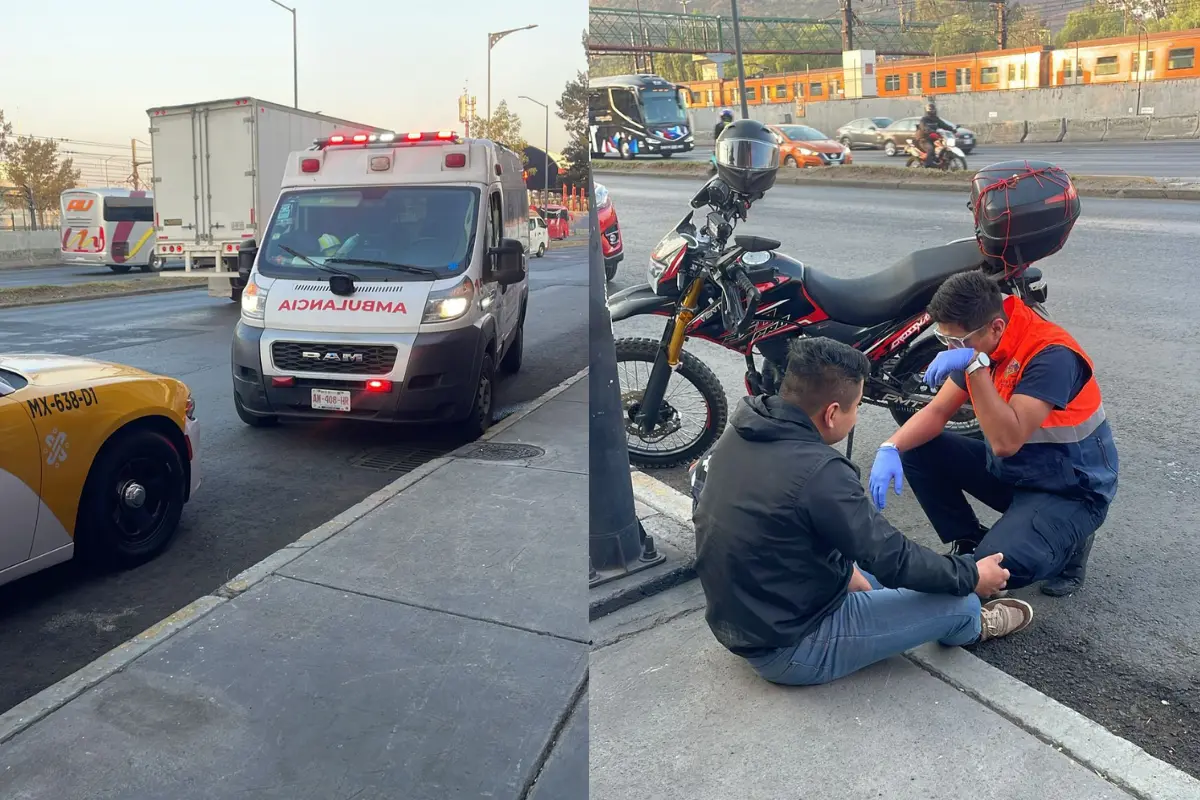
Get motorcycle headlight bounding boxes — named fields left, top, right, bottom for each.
left=241, top=278, right=268, bottom=321
left=423, top=276, right=475, bottom=323
left=944, top=137, right=956, bottom=147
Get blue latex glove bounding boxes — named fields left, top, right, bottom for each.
left=924, top=348, right=977, bottom=388
left=869, top=446, right=904, bottom=510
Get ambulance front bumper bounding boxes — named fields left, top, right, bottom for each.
left=231, top=322, right=486, bottom=423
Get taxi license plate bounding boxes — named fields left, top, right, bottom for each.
left=311, top=388, right=351, bottom=412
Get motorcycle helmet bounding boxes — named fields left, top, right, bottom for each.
left=714, top=119, right=780, bottom=196
left=720, top=108, right=734, bottom=122
left=925, top=101, right=937, bottom=114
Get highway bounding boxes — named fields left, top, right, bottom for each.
left=0, top=246, right=587, bottom=715
left=604, top=138, right=1200, bottom=180
left=604, top=172, right=1200, bottom=777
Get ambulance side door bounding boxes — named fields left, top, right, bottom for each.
left=0, top=372, right=41, bottom=572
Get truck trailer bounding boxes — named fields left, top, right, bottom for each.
left=146, top=97, right=385, bottom=300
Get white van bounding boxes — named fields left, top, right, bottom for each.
left=59, top=188, right=161, bottom=273
left=231, top=130, right=530, bottom=438
left=528, top=214, right=549, bottom=257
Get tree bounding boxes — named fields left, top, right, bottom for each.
left=0, top=109, right=10, bottom=158
left=3, top=135, right=81, bottom=227
left=470, top=100, right=535, bottom=177
left=557, top=68, right=591, bottom=188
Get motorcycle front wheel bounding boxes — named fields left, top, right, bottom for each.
left=615, top=337, right=728, bottom=469
left=885, top=337, right=983, bottom=438
left=948, top=156, right=968, bottom=171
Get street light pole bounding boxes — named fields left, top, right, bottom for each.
left=487, top=25, right=538, bottom=123
left=729, top=0, right=750, bottom=119
left=267, top=0, right=298, bottom=108
left=519, top=95, right=550, bottom=207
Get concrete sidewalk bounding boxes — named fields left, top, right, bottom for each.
left=0, top=371, right=589, bottom=800
left=590, top=471, right=1200, bottom=800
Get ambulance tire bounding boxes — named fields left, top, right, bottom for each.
left=77, top=428, right=186, bottom=568
left=108, top=264, right=133, bottom=274
left=501, top=306, right=525, bottom=375
left=463, top=353, right=495, bottom=440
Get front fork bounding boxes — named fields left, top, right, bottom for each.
left=633, top=277, right=706, bottom=433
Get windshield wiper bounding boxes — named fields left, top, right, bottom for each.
left=278, top=245, right=360, bottom=279
left=325, top=257, right=438, bottom=277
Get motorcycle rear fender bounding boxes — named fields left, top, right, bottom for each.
left=608, top=283, right=675, bottom=322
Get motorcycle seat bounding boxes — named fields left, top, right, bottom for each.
left=803, top=238, right=984, bottom=327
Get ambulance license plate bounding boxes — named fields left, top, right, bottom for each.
left=311, top=388, right=351, bottom=412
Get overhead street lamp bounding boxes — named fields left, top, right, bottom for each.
left=518, top=95, right=550, bottom=208
left=488, top=25, right=538, bottom=123
left=266, top=0, right=299, bottom=108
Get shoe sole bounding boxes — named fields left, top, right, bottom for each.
left=983, top=598, right=1035, bottom=636
left=1040, top=579, right=1082, bottom=597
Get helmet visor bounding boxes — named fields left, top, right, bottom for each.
left=715, top=137, right=779, bottom=171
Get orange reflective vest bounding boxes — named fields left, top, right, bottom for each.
left=966, top=296, right=1106, bottom=446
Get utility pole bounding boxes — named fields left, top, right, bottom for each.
left=730, top=0, right=750, bottom=118
left=840, top=0, right=854, bottom=52
left=131, top=139, right=150, bottom=191
left=995, top=1, right=1007, bottom=50
left=458, top=86, right=476, bottom=138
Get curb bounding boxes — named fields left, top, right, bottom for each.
left=0, top=365, right=589, bottom=746
left=0, top=282, right=204, bottom=311
left=627, top=468, right=1200, bottom=800
left=591, top=167, right=1200, bottom=202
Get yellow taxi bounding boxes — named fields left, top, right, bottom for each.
left=0, top=355, right=199, bottom=587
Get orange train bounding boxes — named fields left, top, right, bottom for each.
left=679, top=28, right=1200, bottom=108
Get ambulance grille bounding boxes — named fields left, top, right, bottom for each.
left=293, top=283, right=406, bottom=293
left=272, top=342, right=397, bottom=375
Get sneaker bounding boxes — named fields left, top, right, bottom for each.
left=946, top=523, right=990, bottom=557
left=979, top=598, right=1034, bottom=642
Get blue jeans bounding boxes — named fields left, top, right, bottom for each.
left=744, top=572, right=982, bottom=686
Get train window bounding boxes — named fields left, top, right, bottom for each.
left=955, top=67, right=972, bottom=87
left=907, top=72, right=922, bottom=91
left=775, top=84, right=788, bottom=99
left=1095, top=56, right=1119, bottom=76
left=980, top=66, right=1000, bottom=84
left=746, top=86, right=757, bottom=101
left=884, top=74, right=901, bottom=91
left=1168, top=47, right=1194, bottom=70
left=809, top=83, right=823, bottom=96
left=689, top=91, right=700, bottom=105
left=930, top=69, right=947, bottom=88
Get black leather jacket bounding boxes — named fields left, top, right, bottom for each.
left=692, top=395, right=979, bottom=658
left=918, top=111, right=954, bottom=137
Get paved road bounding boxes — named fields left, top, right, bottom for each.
left=0, top=261, right=189, bottom=289
left=604, top=173, right=1200, bottom=777
left=603, top=138, right=1200, bottom=179
left=0, top=247, right=587, bottom=714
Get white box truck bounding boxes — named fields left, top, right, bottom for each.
left=146, top=97, right=385, bottom=300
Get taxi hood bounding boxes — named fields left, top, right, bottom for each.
left=261, top=277, right=433, bottom=334
left=0, top=354, right=153, bottom=386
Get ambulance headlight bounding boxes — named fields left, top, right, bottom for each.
left=241, top=279, right=268, bottom=321
left=422, top=276, right=475, bottom=323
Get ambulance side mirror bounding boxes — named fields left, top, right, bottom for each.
left=489, top=238, right=526, bottom=286
left=238, top=240, right=258, bottom=277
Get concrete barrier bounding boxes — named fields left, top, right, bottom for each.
left=1062, top=118, right=1108, bottom=143
left=1146, top=114, right=1200, bottom=140
left=971, top=120, right=1027, bottom=144
left=0, top=230, right=60, bottom=266
left=1024, top=118, right=1066, bottom=143
left=1103, top=116, right=1152, bottom=141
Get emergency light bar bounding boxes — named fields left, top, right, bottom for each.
left=312, top=130, right=462, bottom=149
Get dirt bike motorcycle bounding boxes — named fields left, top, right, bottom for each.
left=607, top=175, right=1049, bottom=469
left=905, top=130, right=968, bottom=172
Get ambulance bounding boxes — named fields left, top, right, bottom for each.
left=231, top=130, right=530, bottom=438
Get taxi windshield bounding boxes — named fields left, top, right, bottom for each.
left=258, top=185, right=481, bottom=281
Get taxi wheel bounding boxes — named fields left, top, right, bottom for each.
left=464, top=353, right=495, bottom=440
left=784, top=155, right=799, bottom=168
left=77, top=429, right=186, bottom=567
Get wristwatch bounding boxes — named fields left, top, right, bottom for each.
left=965, top=352, right=991, bottom=376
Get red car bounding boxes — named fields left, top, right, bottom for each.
left=596, top=183, right=623, bottom=281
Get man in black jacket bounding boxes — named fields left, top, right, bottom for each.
left=691, top=337, right=1033, bottom=686
left=916, top=100, right=954, bottom=167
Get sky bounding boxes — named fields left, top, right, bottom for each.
left=2, top=1, right=587, bottom=187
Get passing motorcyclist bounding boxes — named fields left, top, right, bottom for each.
left=916, top=100, right=955, bottom=168
left=713, top=108, right=734, bottom=140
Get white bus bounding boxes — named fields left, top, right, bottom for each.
left=59, top=188, right=161, bottom=273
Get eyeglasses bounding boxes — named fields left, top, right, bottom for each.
left=933, top=321, right=991, bottom=349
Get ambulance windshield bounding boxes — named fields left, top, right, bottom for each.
left=259, top=186, right=481, bottom=281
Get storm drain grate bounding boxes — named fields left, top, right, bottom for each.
left=349, top=445, right=456, bottom=474
left=455, top=442, right=545, bottom=461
